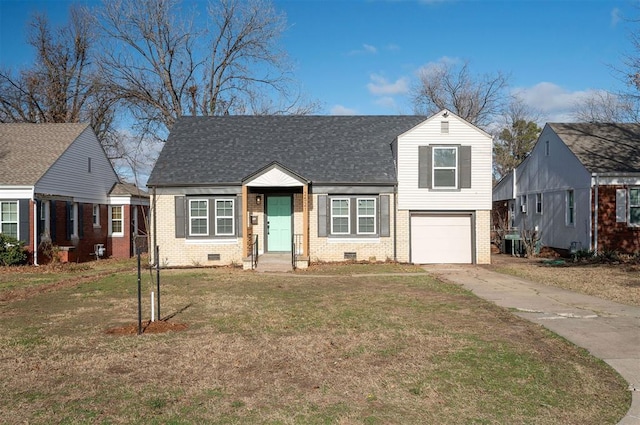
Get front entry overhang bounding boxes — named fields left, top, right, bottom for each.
left=241, top=162, right=310, bottom=260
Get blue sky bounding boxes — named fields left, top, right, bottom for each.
left=0, top=0, right=636, bottom=122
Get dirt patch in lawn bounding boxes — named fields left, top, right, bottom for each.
left=106, top=320, right=189, bottom=335
left=488, top=253, right=640, bottom=306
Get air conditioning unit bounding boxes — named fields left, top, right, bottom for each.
left=94, top=243, right=105, bottom=257
left=520, top=204, right=527, bottom=213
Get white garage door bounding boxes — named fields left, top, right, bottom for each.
left=411, top=215, right=472, bottom=264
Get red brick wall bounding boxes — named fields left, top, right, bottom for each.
left=593, top=185, right=640, bottom=254
left=109, top=205, right=131, bottom=259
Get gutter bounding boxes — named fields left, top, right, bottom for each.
left=593, top=173, right=599, bottom=253
left=393, top=183, right=398, bottom=262
left=33, top=194, right=38, bottom=266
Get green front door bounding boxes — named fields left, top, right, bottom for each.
left=267, top=196, right=292, bottom=252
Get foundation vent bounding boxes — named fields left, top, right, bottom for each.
left=344, top=252, right=357, bottom=260
left=207, top=254, right=221, bottom=261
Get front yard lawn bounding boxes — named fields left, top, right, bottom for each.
left=0, top=262, right=630, bottom=424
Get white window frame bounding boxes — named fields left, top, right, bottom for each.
left=40, top=201, right=50, bottom=236
left=214, top=199, right=234, bottom=236
left=331, top=198, right=351, bottom=235
left=0, top=201, right=19, bottom=240
left=92, top=204, right=100, bottom=228
left=566, top=190, right=575, bottom=226
left=536, top=193, right=543, bottom=215
left=629, top=187, right=640, bottom=226
left=432, top=146, right=458, bottom=189
left=109, top=205, right=124, bottom=237
left=356, top=198, right=376, bottom=235
left=520, top=194, right=527, bottom=214
left=189, top=199, right=209, bottom=236
left=70, top=203, right=78, bottom=238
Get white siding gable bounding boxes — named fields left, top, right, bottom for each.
left=35, top=127, right=119, bottom=204
left=510, top=125, right=592, bottom=250
left=397, top=110, right=493, bottom=210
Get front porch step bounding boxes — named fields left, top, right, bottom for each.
left=255, top=253, right=293, bottom=273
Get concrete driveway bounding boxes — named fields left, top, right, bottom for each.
left=423, top=264, right=640, bottom=425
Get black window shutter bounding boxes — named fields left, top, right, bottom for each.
left=317, top=195, right=327, bottom=237
left=379, top=195, right=390, bottom=237
left=18, top=199, right=30, bottom=244
left=175, top=196, right=185, bottom=238
left=50, top=201, right=57, bottom=242
left=459, top=146, right=472, bottom=188
left=66, top=201, right=72, bottom=240
left=236, top=195, right=243, bottom=237
left=78, top=204, right=84, bottom=238
left=418, top=146, right=432, bottom=188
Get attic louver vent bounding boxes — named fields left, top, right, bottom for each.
left=441, top=121, right=449, bottom=134
left=208, top=254, right=221, bottom=261
left=344, top=252, right=357, bottom=260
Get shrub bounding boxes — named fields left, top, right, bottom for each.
left=0, top=234, right=28, bottom=266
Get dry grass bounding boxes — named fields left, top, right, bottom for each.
left=488, top=254, right=640, bottom=306
left=0, top=263, right=630, bottom=424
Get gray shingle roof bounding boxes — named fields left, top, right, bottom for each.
left=109, top=182, right=149, bottom=198
left=148, top=115, right=427, bottom=186
left=0, top=123, right=89, bottom=185
left=549, top=123, right=640, bottom=173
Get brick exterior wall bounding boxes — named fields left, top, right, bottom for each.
left=475, top=210, right=491, bottom=264
left=309, top=193, right=397, bottom=263
left=154, top=194, right=243, bottom=267
left=593, top=185, right=640, bottom=253
left=153, top=191, right=491, bottom=266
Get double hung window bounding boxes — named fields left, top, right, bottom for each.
left=215, top=199, right=234, bottom=236
left=0, top=201, right=18, bottom=239
left=189, top=199, right=208, bottom=236
left=432, top=147, right=458, bottom=189
left=630, top=188, right=640, bottom=225
left=331, top=199, right=350, bottom=235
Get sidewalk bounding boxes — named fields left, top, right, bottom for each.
left=422, top=264, right=640, bottom=425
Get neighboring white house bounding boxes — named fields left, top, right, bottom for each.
left=493, top=122, right=640, bottom=254
left=147, top=110, right=493, bottom=269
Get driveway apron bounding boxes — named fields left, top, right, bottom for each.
left=422, top=264, right=640, bottom=425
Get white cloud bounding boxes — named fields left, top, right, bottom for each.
left=330, top=104, right=358, bottom=115
left=611, top=7, right=621, bottom=27
left=374, top=96, right=397, bottom=109
left=363, top=44, right=377, bottom=54
left=415, top=56, right=462, bottom=77
left=367, top=74, right=409, bottom=96
left=512, top=82, right=598, bottom=122
left=348, top=44, right=378, bottom=56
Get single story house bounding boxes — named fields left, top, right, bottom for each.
left=147, top=110, right=493, bottom=269
left=0, top=123, right=150, bottom=263
left=492, top=122, right=640, bottom=254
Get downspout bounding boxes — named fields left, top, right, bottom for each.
left=393, top=183, right=398, bottom=261
left=593, top=174, right=599, bottom=253
left=152, top=187, right=157, bottom=266
left=33, top=198, right=38, bottom=266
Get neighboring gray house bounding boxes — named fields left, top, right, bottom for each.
left=148, top=111, right=493, bottom=269
left=493, top=122, right=640, bottom=254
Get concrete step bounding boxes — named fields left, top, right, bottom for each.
left=255, top=253, right=293, bottom=273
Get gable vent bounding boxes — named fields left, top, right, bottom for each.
left=207, top=254, right=221, bottom=261
left=441, top=121, right=449, bottom=134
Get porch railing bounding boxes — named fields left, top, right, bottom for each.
left=250, top=234, right=259, bottom=270
left=291, top=233, right=303, bottom=269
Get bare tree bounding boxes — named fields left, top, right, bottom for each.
left=493, top=97, right=542, bottom=180
left=0, top=6, right=115, bottom=142
left=572, top=90, right=638, bottom=122
left=412, top=61, right=509, bottom=127
left=98, top=0, right=314, bottom=140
